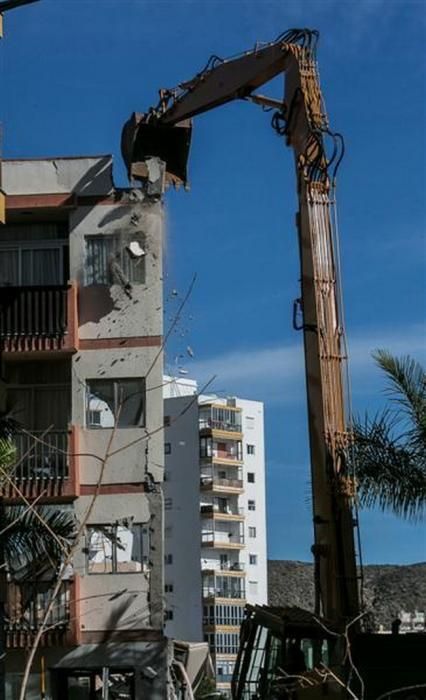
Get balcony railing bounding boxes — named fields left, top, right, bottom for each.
left=200, top=477, right=244, bottom=491
left=202, top=562, right=245, bottom=574
left=199, top=418, right=242, bottom=433
left=5, top=580, right=73, bottom=648
left=202, top=587, right=246, bottom=600
left=201, top=505, right=244, bottom=518
left=202, top=531, right=245, bottom=547
left=2, top=428, right=79, bottom=499
left=0, top=284, right=78, bottom=352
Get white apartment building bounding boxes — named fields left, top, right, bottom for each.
left=163, top=378, right=267, bottom=695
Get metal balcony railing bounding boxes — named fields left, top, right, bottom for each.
left=201, top=531, right=245, bottom=546
left=2, top=428, right=78, bottom=499
left=201, top=505, right=244, bottom=517
left=200, top=477, right=244, bottom=490
left=202, top=587, right=246, bottom=600
left=0, top=284, right=78, bottom=351
left=5, top=580, right=72, bottom=648
left=199, top=418, right=242, bottom=433
left=202, top=562, right=245, bottom=574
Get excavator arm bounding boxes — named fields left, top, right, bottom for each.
left=122, top=27, right=362, bottom=684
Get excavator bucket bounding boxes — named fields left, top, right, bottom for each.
left=121, top=112, right=192, bottom=188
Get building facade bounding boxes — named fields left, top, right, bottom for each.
left=163, top=380, right=268, bottom=696
left=1, top=156, right=166, bottom=699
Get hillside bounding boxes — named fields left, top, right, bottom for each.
left=268, top=560, right=426, bottom=629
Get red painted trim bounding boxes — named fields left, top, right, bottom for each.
left=6, top=193, right=75, bottom=209
left=63, top=281, right=79, bottom=352
left=6, top=193, right=127, bottom=210
left=78, top=336, right=162, bottom=350
left=66, top=424, right=80, bottom=498
left=80, top=483, right=146, bottom=495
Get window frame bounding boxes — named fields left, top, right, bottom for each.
left=0, top=239, right=67, bottom=287
left=85, top=234, right=146, bottom=287
left=86, top=377, right=146, bottom=429
left=86, top=523, right=148, bottom=575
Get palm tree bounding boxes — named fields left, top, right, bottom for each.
left=0, top=416, right=76, bottom=698
left=0, top=417, right=76, bottom=578
left=351, top=350, right=426, bottom=521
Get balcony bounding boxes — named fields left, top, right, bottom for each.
left=0, top=283, right=78, bottom=353
left=2, top=427, right=79, bottom=500
left=200, top=476, right=244, bottom=494
left=201, top=531, right=245, bottom=550
left=5, top=579, right=76, bottom=648
left=202, top=562, right=245, bottom=575
left=199, top=405, right=242, bottom=439
left=202, top=586, right=246, bottom=601
left=201, top=504, right=244, bottom=522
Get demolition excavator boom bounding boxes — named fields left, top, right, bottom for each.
left=122, top=28, right=364, bottom=695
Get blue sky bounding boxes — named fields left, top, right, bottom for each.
left=2, top=0, right=425, bottom=564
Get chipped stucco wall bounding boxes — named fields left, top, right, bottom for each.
left=3, top=156, right=114, bottom=196
left=70, top=193, right=163, bottom=339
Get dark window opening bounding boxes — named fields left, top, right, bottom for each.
left=86, top=378, right=145, bottom=428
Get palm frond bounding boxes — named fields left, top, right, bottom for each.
left=352, top=410, right=426, bottom=521
left=373, top=350, right=426, bottom=444
left=4, top=506, right=77, bottom=581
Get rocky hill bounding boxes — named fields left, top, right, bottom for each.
left=268, top=560, right=426, bottom=629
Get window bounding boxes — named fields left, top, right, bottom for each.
left=165, top=583, right=174, bottom=593
left=0, top=240, right=66, bottom=287
left=247, top=444, right=255, bottom=455
left=203, top=604, right=245, bottom=626
left=165, top=525, right=173, bottom=538
left=164, top=470, right=170, bottom=482
left=164, top=415, right=171, bottom=427
left=248, top=527, right=257, bottom=538
left=164, top=498, right=173, bottom=510
left=200, top=436, right=212, bottom=458
left=164, top=442, right=171, bottom=455
left=165, top=554, right=173, bottom=565
left=245, top=416, right=255, bottom=430
left=249, top=580, right=258, bottom=595
left=165, top=610, right=174, bottom=621
left=85, top=235, right=145, bottom=286
left=86, top=524, right=148, bottom=574
left=248, top=500, right=256, bottom=511
left=247, top=472, right=255, bottom=483
left=249, top=554, right=258, bottom=565
left=86, top=378, right=145, bottom=428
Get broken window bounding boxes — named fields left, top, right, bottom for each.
left=85, top=235, right=145, bottom=286
left=86, top=378, right=145, bottom=428
left=86, top=524, right=148, bottom=574
left=63, top=669, right=134, bottom=700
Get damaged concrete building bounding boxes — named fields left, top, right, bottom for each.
left=0, top=155, right=167, bottom=699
